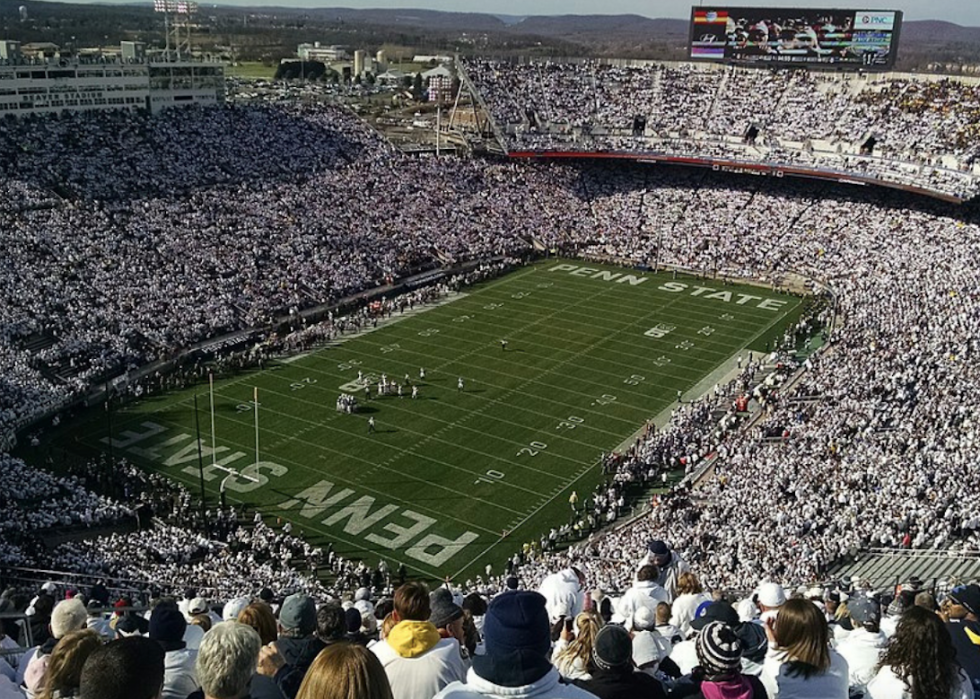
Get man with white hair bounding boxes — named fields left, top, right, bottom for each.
left=187, top=622, right=284, bottom=699
left=22, top=597, right=88, bottom=696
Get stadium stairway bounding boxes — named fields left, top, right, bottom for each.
left=829, top=549, right=980, bottom=592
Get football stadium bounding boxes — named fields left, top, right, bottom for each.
left=3, top=3, right=980, bottom=699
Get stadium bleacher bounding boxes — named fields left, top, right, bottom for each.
left=460, top=58, right=980, bottom=201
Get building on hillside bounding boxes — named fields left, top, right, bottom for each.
left=0, top=42, right=225, bottom=117
left=297, top=42, right=347, bottom=62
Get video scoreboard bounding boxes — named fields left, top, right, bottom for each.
left=689, top=7, right=902, bottom=68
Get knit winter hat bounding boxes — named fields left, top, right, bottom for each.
left=696, top=621, right=742, bottom=676
left=429, top=587, right=463, bottom=629
left=149, top=604, right=187, bottom=651
left=592, top=624, right=633, bottom=670
left=472, top=591, right=552, bottom=687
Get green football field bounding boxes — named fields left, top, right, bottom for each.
left=54, top=259, right=803, bottom=582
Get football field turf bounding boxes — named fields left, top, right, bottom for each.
left=58, top=259, right=803, bottom=581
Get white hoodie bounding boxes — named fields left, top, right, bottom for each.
left=434, top=666, right=598, bottom=699
left=537, top=570, right=583, bottom=623
left=162, top=647, right=198, bottom=699
left=614, top=580, right=669, bottom=624
left=834, top=627, right=885, bottom=692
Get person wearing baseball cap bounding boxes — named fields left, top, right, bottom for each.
left=941, top=584, right=980, bottom=687
left=256, top=593, right=326, bottom=698
left=835, top=595, right=885, bottom=694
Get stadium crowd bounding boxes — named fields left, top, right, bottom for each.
left=1, top=569, right=979, bottom=699
left=461, top=58, right=980, bottom=198
left=3, top=96, right=980, bottom=697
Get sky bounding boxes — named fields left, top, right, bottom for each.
left=219, top=0, right=979, bottom=25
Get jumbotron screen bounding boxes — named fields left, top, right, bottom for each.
left=689, top=7, right=903, bottom=68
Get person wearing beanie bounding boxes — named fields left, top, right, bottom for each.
left=371, top=582, right=466, bottom=699
left=678, top=621, right=767, bottom=699
left=639, top=541, right=691, bottom=602
left=734, top=622, right=768, bottom=680
left=150, top=602, right=199, bottom=699
left=430, top=588, right=466, bottom=654
left=572, top=624, right=666, bottom=699
left=346, top=606, right=369, bottom=646
left=22, top=597, right=88, bottom=697
left=670, top=600, right=739, bottom=676
left=434, top=591, right=596, bottom=699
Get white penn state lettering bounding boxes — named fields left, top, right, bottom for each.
left=759, top=299, right=789, bottom=311
left=592, top=271, right=621, bottom=282
left=406, top=531, right=481, bottom=567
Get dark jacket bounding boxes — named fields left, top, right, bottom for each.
left=573, top=667, right=667, bottom=699
left=272, top=636, right=327, bottom=699
left=187, top=674, right=285, bottom=699
left=946, top=619, right=980, bottom=685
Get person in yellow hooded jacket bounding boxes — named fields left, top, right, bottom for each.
left=371, top=582, right=467, bottom=699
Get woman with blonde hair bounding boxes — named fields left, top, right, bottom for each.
left=37, top=629, right=101, bottom=699
left=238, top=603, right=278, bottom=645
left=297, top=643, right=393, bottom=699
left=762, top=597, right=849, bottom=697
left=552, top=611, right=603, bottom=681
left=190, top=614, right=212, bottom=633
left=669, top=572, right=712, bottom=638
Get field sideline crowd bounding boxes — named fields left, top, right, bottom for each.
left=2, top=99, right=980, bottom=699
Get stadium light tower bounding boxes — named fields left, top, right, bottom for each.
left=154, top=0, right=199, bottom=61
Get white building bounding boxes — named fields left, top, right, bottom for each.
left=297, top=42, right=347, bottom=62
left=0, top=52, right=224, bottom=117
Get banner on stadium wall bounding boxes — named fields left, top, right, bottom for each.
left=688, top=7, right=903, bottom=69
